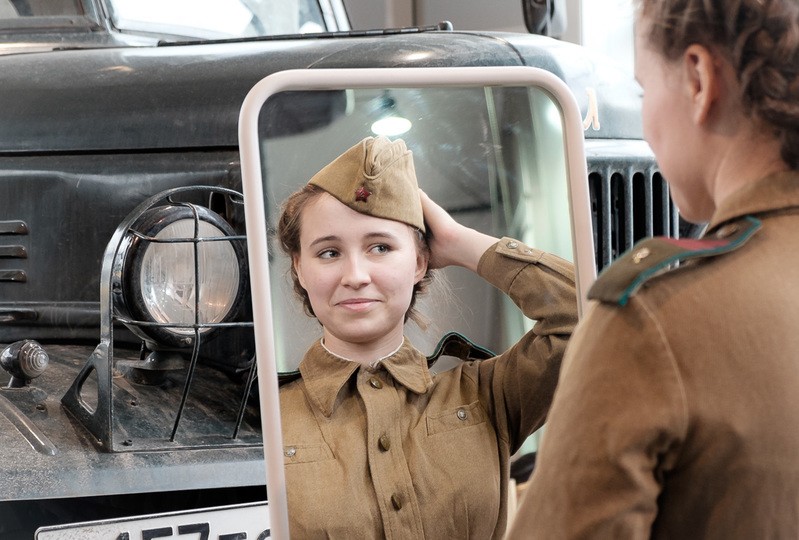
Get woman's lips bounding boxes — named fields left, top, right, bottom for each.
left=336, top=298, right=377, bottom=312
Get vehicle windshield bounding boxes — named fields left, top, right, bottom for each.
left=0, top=0, right=329, bottom=44
left=0, top=0, right=83, bottom=18
left=107, top=0, right=327, bottom=39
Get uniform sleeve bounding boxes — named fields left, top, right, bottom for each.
left=507, top=297, right=689, bottom=538
left=474, top=237, right=578, bottom=452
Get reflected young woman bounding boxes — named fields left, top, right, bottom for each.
left=509, top=0, right=799, bottom=537
left=276, top=136, right=577, bottom=538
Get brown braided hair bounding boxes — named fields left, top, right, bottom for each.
left=637, top=0, right=799, bottom=169
left=277, top=183, right=433, bottom=326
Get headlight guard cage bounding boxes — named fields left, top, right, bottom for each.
left=62, top=186, right=259, bottom=453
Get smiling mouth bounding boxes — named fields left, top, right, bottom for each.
left=337, top=298, right=377, bottom=312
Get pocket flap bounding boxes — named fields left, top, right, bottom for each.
left=426, top=400, right=486, bottom=436
left=283, top=443, right=333, bottom=465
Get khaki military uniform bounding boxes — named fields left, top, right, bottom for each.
left=508, top=171, right=799, bottom=538
left=278, top=238, right=576, bottom=539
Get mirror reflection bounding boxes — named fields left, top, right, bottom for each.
left=257, top=85, right=579, bottom=538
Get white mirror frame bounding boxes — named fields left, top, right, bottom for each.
left=238, top=66, right=595, bottom=539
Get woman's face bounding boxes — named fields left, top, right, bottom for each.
left=293, top=192, right=428, bottom=351
left=634, top=16, right=715, bottom=222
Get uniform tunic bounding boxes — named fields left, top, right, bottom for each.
left=509, top=171, right=799, bottom=538
left=278, top=238, right=576, bottom=539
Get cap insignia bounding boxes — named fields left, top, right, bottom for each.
left=354, top=186, right=371, bottom=202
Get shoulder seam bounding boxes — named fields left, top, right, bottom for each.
left=635, top=295, right=690, bottom=440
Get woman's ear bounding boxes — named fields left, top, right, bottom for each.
left=683, top=44, right=721, bottom=125
left=414, top=251, right=429, bottom=284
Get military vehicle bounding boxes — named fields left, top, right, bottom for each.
left=0, top=0, right=687, bottom=537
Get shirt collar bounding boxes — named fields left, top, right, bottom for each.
left=298, top=337, right=434, bottom=417
left=707, top=170, right=799, bottom=232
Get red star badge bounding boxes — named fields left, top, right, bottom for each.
left=355, top=186, right=371, bottom=202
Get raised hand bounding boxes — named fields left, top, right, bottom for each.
left=419, top=189, right=497, bottom=272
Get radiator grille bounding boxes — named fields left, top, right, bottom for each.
left=587, top=157, right=680, bottom=272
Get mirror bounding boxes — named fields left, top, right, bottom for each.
left=239, top=67, right=594, bottom=537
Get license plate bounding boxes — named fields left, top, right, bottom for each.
left=35, top=501, right=270, bottom=540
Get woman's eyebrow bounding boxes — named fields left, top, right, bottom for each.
left=308, top=235, right=339, bottom=248
left=364, top=231, right=398, bottom=241
left=308, top=231, right=398, bottom=248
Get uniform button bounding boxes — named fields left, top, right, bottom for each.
left=632, top=247, right=650, bottom=264
left=378, top=434, right=391, bottom=451
left=716, top=224, right=740, bottom=238
left=369, top=377, right=383, bottom=389
left=457, top=408, right=468, bottom=420
left=506, top=241, right=519, bottom=249
left=391, top=493, right=403, bottom=510
left=284, top=446, right=296, bottom=458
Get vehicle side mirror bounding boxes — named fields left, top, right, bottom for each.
left=522, top=0, right=566, bottom=38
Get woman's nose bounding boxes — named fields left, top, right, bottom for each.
left=340, top=255, right=371, bottom=288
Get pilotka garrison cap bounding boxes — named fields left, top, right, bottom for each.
left=308, top=136, right=425, bottom=232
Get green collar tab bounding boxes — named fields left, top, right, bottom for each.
left=589, top=216, right=762, bottom=306
left=426, top=331, right=495, bottom=368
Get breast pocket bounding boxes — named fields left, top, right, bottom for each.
left=426, top=400, right=487, bottom=436
left=282, top=442, right=333, bottom=465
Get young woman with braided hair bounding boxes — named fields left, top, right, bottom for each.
left=508, top=0, right=799, bottom=537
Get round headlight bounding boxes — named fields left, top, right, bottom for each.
left=114, top=204, right=246, bottom=348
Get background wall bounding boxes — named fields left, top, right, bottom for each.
left=342, top=0, right=583, bottom=44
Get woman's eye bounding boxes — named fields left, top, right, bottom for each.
left=370, top=244, right=390, bottom=255
left=318, top=249, right=339, bottom=259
